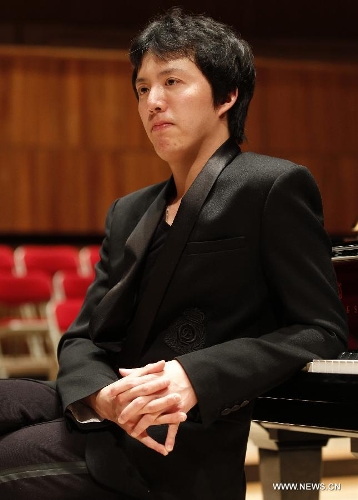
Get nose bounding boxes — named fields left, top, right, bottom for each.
left=147, top=85, right=166, bottom=113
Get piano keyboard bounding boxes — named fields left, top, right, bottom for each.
left=306, top=352, right=358, bottom=374
left=306, top=359, right=358, bottom=374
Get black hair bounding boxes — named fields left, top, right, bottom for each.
left=129, top=7, right=256, bottom=144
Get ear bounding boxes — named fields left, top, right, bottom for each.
left=217, top=88, right=238, bottom=117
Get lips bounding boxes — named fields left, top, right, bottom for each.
left=151, top=121, right=173, bottom=132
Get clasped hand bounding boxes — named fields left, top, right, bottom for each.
left=86, top=360, right=197, bottom=456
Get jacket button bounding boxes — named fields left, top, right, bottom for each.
left=221, top=408, right=232, bottom=416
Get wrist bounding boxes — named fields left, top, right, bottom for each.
left=81, top=390, right=100, bottom=411
left=166, top=360, right=198, bottom=411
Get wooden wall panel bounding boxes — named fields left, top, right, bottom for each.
left=0, top=148, right=169, bottom=233
left=244, top=57, right=358, bottom=235
left=0, top=52, right=151, bottom=150
left=0, top=46, right=357, bottom=237
left=0, top=47, right=169, bottom=235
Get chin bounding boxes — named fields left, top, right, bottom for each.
left=153, top=141, right=182, bottom=163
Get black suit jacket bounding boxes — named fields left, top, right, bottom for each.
left=56, top=140, right=348, bottom=499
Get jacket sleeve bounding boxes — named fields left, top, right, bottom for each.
left=56, top=201, right=120, bottom=413
left=177, top=165, right=348, bottom=426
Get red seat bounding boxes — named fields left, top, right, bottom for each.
left=0, top=271, right=52, bottom=308
left=53, top=270, right=94, bottom=300
left=47, top=298, right=83, bottom=335
left=14, top=245, right=81, bottom=278
left=0, top=272, right=57, bottom=379
left=0, top=245, right=14, bottom=273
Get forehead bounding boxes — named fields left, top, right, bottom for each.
left=136, top=53, right=200, bottom=80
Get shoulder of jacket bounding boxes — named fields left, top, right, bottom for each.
left=235, top=151, right=300, bottom=171
left=231, top=151, right=312, bottom=180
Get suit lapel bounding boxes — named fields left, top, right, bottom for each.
left=89, top=179, right=174, bottom=351
left=122, top=139, right=241, bottom=366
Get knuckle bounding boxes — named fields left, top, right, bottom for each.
left=146, top=400, right=157, bottom=411
left=141, top=384, right=151, bottom=395
left=135, top=396, right=145, bottom=407
left=115, top=394, right=124, bottom=406
left=127, top=379, right=136, bottom=390
left=143, top=414, right=154, bottom=425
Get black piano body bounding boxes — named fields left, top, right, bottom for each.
left=252, top=371, right=358, bottom=499
left=332, top=243, right=358, bottom=349
left=251, top=244, right=358, bottom=499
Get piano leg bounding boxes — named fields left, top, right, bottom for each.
left=250, top=424, right=329, bottom=500
left=351, top=438, right=358, bottom=458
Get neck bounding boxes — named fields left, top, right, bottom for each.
left=170, top=167, right=200, bottom=201
left=169, top=135, right=230, bottom=199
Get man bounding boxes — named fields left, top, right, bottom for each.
left=0, top=7, right=348, bottom=500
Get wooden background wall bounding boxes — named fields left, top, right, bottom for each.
left=0, top=45, right=357, bottom=238
left=245, top=57, right=358, bottom=236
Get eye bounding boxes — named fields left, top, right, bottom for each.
left=166, top=78, right=179, bottom=86
left=137, top=86, right=149, bottom=96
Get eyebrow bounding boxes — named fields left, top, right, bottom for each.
left=135, top=67, right=186, bottom=85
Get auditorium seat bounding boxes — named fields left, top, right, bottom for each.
left=0, top=245, right=15, bottom=274
left=45, top=298, right=84, bottom=378
left=52, top=270, right=94, bottom=300
left=14, top=245, right=81, bottom=278
left=0, top=272, right=57, bottom=379
left=46, top=297, right=83, bottom=337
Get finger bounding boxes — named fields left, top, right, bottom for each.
left=155, top=412, right=187, bottom=426
left=117, top=394, right=157, bottom=424
left=124, top=378, right=171, bottom=400
left=118, top=392, right=181, bottom=424
left=117, top=392, right=182, bottom=424
left=118, top=418, right=168, bottom=455
left=129, top=413, right=158, bottom=437
left=138, top=433, right=169, bottom=456
left=118, top=368, right=134, bottom=377
left=119, top=360, right=165, bottom=378
left=114, top=380, right=171, bottom=414
left=165, top=424, right=180, bottom=452
left=106, top=373, right=169, bottom=399
left=119, top=423, right=169, bottom=456
left=130, top=410, right=186, bottom=438
left=140, top=393, right=182, bottom=414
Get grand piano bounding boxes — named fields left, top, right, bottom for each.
left=251, top=243, right=358, bottom=499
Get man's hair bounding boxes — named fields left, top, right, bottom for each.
left=129, top=7, right=256, bottom=144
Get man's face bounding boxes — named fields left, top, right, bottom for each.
left=135, top=53, right=232, bottom=167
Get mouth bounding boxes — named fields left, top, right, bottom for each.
left=151, top=121, right=173, bottom=132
